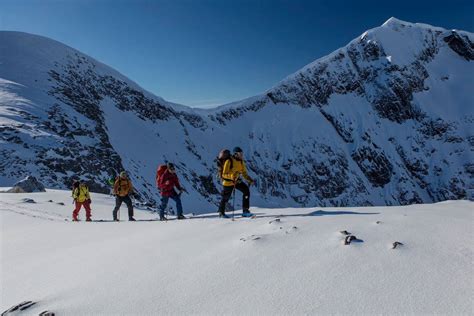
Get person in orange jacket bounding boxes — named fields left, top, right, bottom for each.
left=112, top=171, right=135, bottom=221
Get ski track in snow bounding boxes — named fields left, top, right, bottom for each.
left=0, top=201, right=69, bottom=222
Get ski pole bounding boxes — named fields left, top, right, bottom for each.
left=232, top=188, right=235, bottom=221
left=232, top=181, right=237, bottom=221
left=117, top=199, right=120, bottom=221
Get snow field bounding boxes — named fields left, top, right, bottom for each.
left=1, top=190, right=472, bottom=314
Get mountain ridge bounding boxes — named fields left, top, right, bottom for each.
left=0, top=18, right=472, bottom=212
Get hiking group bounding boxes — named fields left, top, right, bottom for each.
left=71, top=147, right=255, bottom=221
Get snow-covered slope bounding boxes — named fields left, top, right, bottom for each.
left=0, top=18, right=473, bottom=212
left=1, top=189, right=473, bottom=314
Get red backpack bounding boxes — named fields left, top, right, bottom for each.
left=156, top=165, right=168, bottom=189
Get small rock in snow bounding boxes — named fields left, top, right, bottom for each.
left=20, top=198, right=36, bottom=204
left=392, top=241, right=404, bottom=249
left=343, top=235, right=363, bottom=245
left=7, top=176, right=46, bottom=193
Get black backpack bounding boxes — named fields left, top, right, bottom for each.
left=216, top=149, right=232, bottom=179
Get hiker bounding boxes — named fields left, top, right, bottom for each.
left=72, top=181, right=92, bottom=221
left=112, top=171, right=135, bottom=221
left=156, top=162, right=186, bottom=221
left=217, top=147, right=255, bottom=218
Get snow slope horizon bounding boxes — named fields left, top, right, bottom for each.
left=0, top=17, right=472, bottom=212
left=1, top=189, right=473, bottom=315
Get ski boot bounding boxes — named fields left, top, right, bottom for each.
left=241, top=211, right=255, bottom=218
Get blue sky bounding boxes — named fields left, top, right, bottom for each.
left=1, top=0, right=472, bottom=107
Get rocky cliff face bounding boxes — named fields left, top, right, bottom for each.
left=0, top=18, right=472, bottom=212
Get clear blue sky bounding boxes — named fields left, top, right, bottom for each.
left=1, top=0, right=472, bottom=107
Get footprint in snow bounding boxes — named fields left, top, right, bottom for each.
left=2, top=300, right=37, bottom=315
left=240, top=235, right=262, bottom=242
left=268, top=218, right=281, bottom=225
left=285, top=226, right=298, bottom=234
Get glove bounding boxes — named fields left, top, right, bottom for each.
left=87, top=199, right=92, bottom=204
left=248, top=179, right=255, bottom=186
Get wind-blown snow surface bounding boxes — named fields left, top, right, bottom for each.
left=1, top=189, right=473, bottom=314
left=0, top=17, right=473, bottom=212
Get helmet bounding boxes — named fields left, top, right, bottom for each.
left=119, top=171, right=127, bottom=178
left=233, top=146, right=243, bottom=153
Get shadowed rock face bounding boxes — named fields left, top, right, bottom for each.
left=443, top=31, right=474, bottom=61
left=0, top=20, right=472, bottom=209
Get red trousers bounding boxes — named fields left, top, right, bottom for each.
left=73, top=201, right=91, bottom=219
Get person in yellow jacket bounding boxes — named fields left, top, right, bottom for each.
left=72, top=181, right=92, bottom=221
left=112, top=171, right=135, bottom=221
left=218, top=147, right=255, bottom=218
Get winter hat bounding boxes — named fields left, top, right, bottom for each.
left=120, top=171, right=127, bottom=178
left=233, top=146, right=243, bottom=153
left=167, top=162, right=175, bottom=170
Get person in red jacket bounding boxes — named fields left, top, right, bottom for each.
left=157, top=163, right=186, bottom=220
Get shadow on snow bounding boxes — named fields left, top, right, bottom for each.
left=190, top=209, right=379, bottom=220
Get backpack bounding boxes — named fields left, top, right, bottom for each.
left=72, top=181, right=88, bottom=199
left=156, top=164, right=168, bottom=189
left=216, top=149, right=232, bottom=179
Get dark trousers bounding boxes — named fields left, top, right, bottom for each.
left=113, top=195, right=134, bottom=219
left=218, top=182, right=250, bottom=214
left=159, top=194, right=183, bottom=217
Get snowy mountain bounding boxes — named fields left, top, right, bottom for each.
left=1, top=189, right=473, bottom=314
left=0, top=17, right=473, bottom=212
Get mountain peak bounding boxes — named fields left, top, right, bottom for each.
left=381, top=17, right=408, bottom=28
